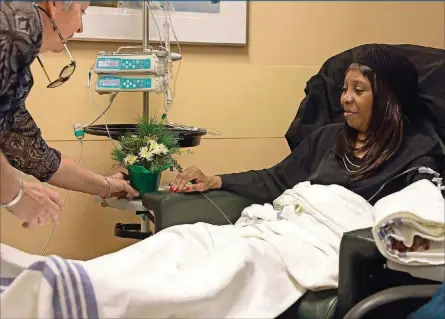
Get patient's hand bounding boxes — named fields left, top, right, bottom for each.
left=170, top=166, right=222, bottom=193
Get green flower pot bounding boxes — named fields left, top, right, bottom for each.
left=127, top=163, right=172, bottom=197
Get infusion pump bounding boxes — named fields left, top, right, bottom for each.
left=94, top=50, right=166, bottom=75
left=96, top=75, right=166, bottom=93
left=93, top=49, right=176, bottom=94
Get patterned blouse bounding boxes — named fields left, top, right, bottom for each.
left=0, top=1, right=61, bottom=182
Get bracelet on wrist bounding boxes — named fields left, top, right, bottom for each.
left=1, top=179, right=24, bottom=209
left=101, top=177, right=112, bottom=199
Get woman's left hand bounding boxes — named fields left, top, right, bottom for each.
left=106, top=172, right=139, bottom=198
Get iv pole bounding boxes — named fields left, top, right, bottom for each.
left=142, top=0, right=150, bottom=117
left=96, top=1, right=206, bottom=240
left=141, top=0, right=150, bottom=233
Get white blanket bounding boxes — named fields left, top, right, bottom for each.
left=0, top=182, right=374, bottom=319
left=373, top=179, right=445, bottom=266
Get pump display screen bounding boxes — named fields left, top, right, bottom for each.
left=96, top=75, right=156, bottom=92
left=96, top=58, right=121, bottom=69
left=98, top=77, right=121, bottom=88
left=96, top=55, right=153, bottom=72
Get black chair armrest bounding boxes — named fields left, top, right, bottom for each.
left=142, top=190, right=256, bottom=231
left=335, top=228, right=439, bottom=318
left=335, top=227, right=386, bottom=318
left=344, top=285, right=441, bottom=319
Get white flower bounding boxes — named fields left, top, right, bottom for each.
left=139, top=146, right=153, bottom=160
left=124, top=154, right=138, bottom=165
left=147, top=140, right=161, bottom=155
left=157, top=143, right=169, bottom=155
left=148, top=139, right=158, bottom=148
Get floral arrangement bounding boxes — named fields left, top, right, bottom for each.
left=111, top=116, right=183, bottom=173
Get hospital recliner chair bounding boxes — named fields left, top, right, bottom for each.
left=115, top=43, right=445, bottom=318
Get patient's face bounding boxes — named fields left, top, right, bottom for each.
left=341, top=70, right=373, bottom=132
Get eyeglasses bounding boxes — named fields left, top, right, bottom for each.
left=35, top=5, right=77, bottom=88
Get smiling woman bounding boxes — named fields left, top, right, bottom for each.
left=336, top=46, right=419, bottom=180
left=341, top=64, right=374, bottom=134
left=169, top=45, right=444, bottom=205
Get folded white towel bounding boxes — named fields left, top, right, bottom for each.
left=373, top=179, right=445, bottom=266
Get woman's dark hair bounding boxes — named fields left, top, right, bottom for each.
left=335, top=62, right=404, bottom=180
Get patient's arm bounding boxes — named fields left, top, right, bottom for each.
left=171, top=125, right=336, bottom=203
left=218, top=126, right=329, bottom=204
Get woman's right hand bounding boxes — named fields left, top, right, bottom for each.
left=7, top=181, right=63, bottom=228
left=170, top=166, right=222, bottom=193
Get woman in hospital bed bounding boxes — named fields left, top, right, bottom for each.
left=1, top=24, right=444, bottom=319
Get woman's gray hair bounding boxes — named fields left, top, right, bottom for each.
left=63, top=1, right=73, bottom=11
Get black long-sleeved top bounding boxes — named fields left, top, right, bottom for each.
left=220, top=123, right=443, bottom=205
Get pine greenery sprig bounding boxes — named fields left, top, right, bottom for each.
left=111, top=116, right=185, bottom=173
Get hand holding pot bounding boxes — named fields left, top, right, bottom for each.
left=105, top=172, right=140, bottom=198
